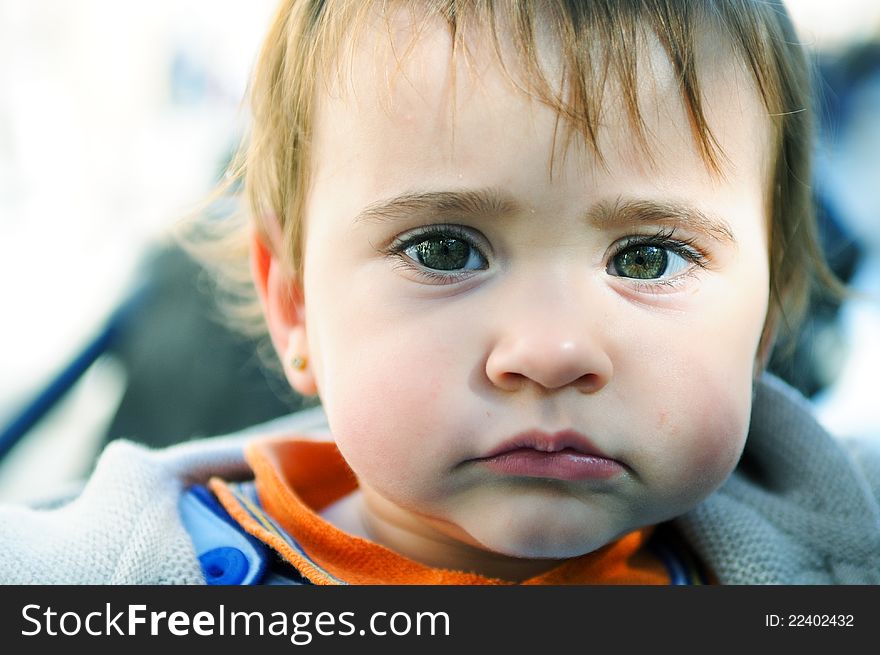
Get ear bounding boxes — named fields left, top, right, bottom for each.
left=251, top=229, right=318, bottom=396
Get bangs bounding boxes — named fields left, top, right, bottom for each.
left=308, top=0, right=796, bottom=175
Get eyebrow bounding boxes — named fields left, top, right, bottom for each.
left=355, top=189, right=520, bottom=225
left=354, top=188, right=736, bottom=245
left=589, top=198, right=737, bottom=245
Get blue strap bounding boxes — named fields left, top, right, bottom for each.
left=649, top=538, right=706, bottom=586
left=178, top=485, right=271, bottom=585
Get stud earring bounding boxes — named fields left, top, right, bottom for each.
left=291, top=355, right=308, bottom=371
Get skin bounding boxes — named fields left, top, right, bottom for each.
left=254, top=12, right=772, bottom=581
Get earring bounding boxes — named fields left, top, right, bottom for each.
left=291, top=355, right=308, bottom=371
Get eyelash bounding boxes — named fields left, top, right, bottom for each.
left=383, top=225, right=709, bottom=289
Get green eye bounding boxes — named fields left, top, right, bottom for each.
left=612, top=245, right=667, bottom=279
left=609, top=244, right=689, bottom=280
left=404, top=236, right=485, bottom=272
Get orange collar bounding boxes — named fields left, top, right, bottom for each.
left=210, top=438, right=672, bottom=585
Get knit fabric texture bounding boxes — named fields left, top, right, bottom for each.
left=0, top=377, right=877, bottom=584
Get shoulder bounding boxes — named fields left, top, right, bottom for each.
left=0, top=436, right=249, bottom=584
left=0, top=405, right=329, bottom=584
left=841, top=436, right=880, bottom=507
left=752, top=374, right=880, bottom=501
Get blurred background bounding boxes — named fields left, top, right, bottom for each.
left=1, top=0, right=879, bottom=502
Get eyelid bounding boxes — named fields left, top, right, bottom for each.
left=623, top=271, right=700, bottom=295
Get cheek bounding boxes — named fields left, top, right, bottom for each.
left=671, top=373, right=751, bottom=483
left=622, top=380, right=748, bottom=532
left=617, top=282, right=764, bottom=509
left=634, top=327, right=755, bottom=511
left=311, top=300, right=468, bottom=504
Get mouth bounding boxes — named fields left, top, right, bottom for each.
left=472, top=429, right=625, bottom=482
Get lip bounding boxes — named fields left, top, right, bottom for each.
left=481, top=429, right=609, bottom=459
left=473, top=429, right=625, bottom=481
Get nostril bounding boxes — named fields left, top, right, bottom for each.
left=492, top=371, right=607, bottom=394
left=492, top=371, right=529, bottom=392
left=573, top=373, right=603, bottom=391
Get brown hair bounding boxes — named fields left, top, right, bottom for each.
left=189, top=0, right=840, bottom=361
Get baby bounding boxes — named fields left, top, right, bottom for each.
left=2, top=0, right=879, bottom=584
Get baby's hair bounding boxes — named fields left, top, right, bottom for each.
left=183, top=0, right=841, bottom=364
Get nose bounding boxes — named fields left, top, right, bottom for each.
left=484, top=290, right=613, bottom=395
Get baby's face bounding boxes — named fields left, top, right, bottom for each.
left=297, top=19, right=771, bottom=561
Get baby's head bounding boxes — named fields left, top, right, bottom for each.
left=239, top=0, right=827, bottom=576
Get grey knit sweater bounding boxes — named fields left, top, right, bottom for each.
left=1, top=376, right=878, bottom=584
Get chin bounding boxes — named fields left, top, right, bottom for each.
left=467, top=516, right=617, bottom=560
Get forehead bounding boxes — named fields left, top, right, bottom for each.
left=310, top=4, right=772, bottom=205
